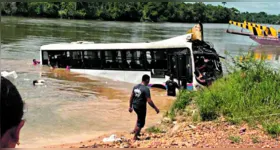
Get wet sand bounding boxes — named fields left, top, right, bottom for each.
left=1, top=59, right=175, bottom=148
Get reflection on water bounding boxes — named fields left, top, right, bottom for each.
left=253, top=46, right=280, bottom=61
left=1, top=17, right=280, bottom=147
left=236, top=46, right=280, bottom=70
left=252, top=46, right=280, bottom=69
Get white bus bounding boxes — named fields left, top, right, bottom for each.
left=40, top=34, right=223, bottom=91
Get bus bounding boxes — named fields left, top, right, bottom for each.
left=40, top=34, right=223, bottom=91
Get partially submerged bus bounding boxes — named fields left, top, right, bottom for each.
left=40, top=33, right=223, bottom=91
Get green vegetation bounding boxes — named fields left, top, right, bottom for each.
left=146, top=126, right=163, bottom=133
left=251, top=136, right=260, bottom=143
left=169, top=52, right=280, bottom=136
left=168, top=90, right=195, bottom=120
left=1, top=2, right=280, bottom=24
left=228, top=135, right=242, bottom=143
left=263, top=123, right=280, bottom=137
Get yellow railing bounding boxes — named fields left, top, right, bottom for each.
left=229, top=20, right=279, bottom=38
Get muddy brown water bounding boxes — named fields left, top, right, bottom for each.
left=1, top=59, right=175, bottom=148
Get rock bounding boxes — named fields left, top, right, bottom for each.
left=184, top=128, right=190, bottom=131
left=161, top=130, right=167, bottom=133
left=162, top=117, right=172, bottom=123
left=177, top=116, right=186, bottom=122
left=120, top=143, right=129, bottom=148
left=171, top=124, right=181, bottom=134
left=173, top=121, right=177, bottom=124
left=189, top=125, right=197, bottom=129
left=239, top=127, right=246, bottom=133
left=171, top=142, right=178, bottom=146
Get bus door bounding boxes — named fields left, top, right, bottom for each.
left=168, top=51, right=192, bottom=89
left=42, top=51, right=49, bottom=65
left=167, top=54, right=177, bottom=78
left=150, top=51, right=167, bottom=78
left=176, top=53, right=192, bottom=89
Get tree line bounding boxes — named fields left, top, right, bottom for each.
left=1, top=2, right=280, bottom=24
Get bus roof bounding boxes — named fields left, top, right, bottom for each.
left=40, top=34, right=193, bottom=51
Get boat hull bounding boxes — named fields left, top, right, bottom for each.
left=226, top=29, right=251, bottom=36
left=250, top=36, right=280, bottom=46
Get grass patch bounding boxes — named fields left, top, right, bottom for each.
left=251, top=136, right=260, bottom=143
left=146, top=126, right=162, bottom=133
left=228, top=135, right=242, bottom=143
left=168, top=90, right=195, bottom=120
left=192, top=110, right=201, bottom=122
left=263, top=123, right=280, bottom=137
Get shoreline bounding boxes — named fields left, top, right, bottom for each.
left=43, top=118, right=280, bottom=148
left=1, top=16, right=229, bottom=25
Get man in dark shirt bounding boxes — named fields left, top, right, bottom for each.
left=129, top=74, right=160, bottom=141
left=166, top=74, right=179, bottom=96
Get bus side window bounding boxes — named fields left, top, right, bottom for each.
left=83, top=51, right=90, bottom=69
left=154, top=51, right=167, bottom=70
left=104, top=51, right=112, bottom=69
left=65, top=51, right=71, bottom=68
left=71, top=51, right=82, bottom=68
left=139, top=51, right=147, bottom=70
left=130, top=51, right=137, bottom=69
left=83, top=51, right=101, bottom=69
left=121, top=51, right=129, bottom=69
left=146, top=51, right=152, bottom=69
left=111, top=51, right=120, bottom=69
left=114, top=51, right=122, bottom=69
left=147, top=50, right=156, bottom=69
left=131, top=51, right=143, bottom=70
left=59, top=51, right=67, bottom=68
left=126, top=51, right=132, bottom=69
left=94, top=51, right=101, bottom=69
left=100, top=51, right=106, bottom=69
left=42, top=51, right=48, bottom=65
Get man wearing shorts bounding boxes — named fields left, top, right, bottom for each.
left=129, top=74, right=160, bottom=140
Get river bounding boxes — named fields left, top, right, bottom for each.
left=1, top=16, right=280, bottom=148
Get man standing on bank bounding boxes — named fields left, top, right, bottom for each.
left=129, top=74, right=160, bottom=141
left=166, top=74, right=179, bottom=97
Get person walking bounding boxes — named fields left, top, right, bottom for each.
left=128, top=74, right=160, bottom=141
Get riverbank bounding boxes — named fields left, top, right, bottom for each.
left=44, top=115, right=279, bottom=148
left=44, top=52, right=280, bottom=148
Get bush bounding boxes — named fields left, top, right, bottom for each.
left=168, top=90, right=194, bottom=120
left=196, top=52, right=280, bottom=124
left=263, top=122, right=280, bottom=137
left=169, top=51, right=280, bottom=136
left=228, top=135, right=242, bottom=143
